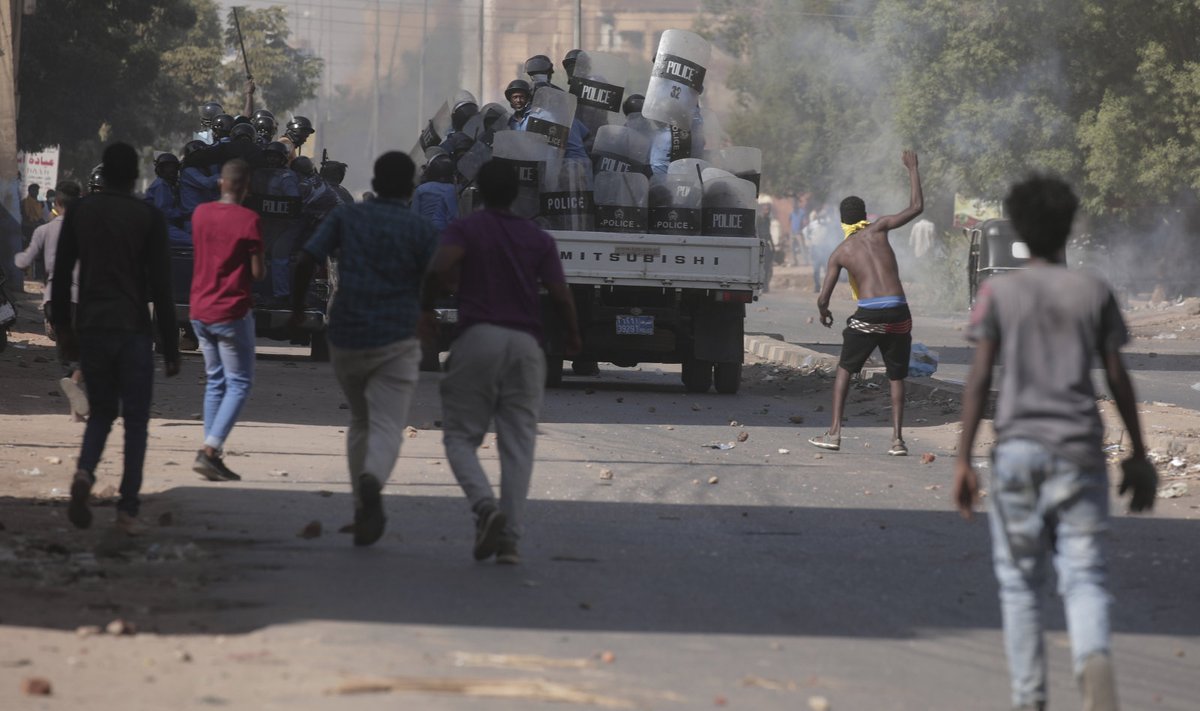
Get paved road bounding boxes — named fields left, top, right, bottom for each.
left=747, top=288, right=1200, bottom=410
left=2, top=327, right=1197, bottom=710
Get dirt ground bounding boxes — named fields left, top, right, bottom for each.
left=1, top=271, right=1197, bottom=708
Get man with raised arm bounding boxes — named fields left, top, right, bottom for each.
left=809, top=150, right=922, bottom=456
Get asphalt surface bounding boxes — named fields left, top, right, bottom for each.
left=747, top=287, right=1200, bottom=411
left=1, top=298, right=1197, bottom=710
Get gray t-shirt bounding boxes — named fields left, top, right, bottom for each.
left=967, top=265, right=1128, bottom=470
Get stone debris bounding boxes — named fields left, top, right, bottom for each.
left=598, top=650, right=616, bottom=664
left=405, top=426, right=419, bottom=438
left=105, top=619, right=137, bottom=636
left=268, top=469, right=289, bottom=477
left=737, top=432, right=749, bottom=442
left=708, top=476, right=719, bottom=485
left=788, top=415, right=805, bottom=424
left=44, top=456, right=62, bottom=465
left=777, top=448, right=790, bottom=454
left=298, top=521, right=323, bottom=539
left=19, top=467, right=42, bottom=477
left=75, top=625, right=102, bottom=637
left=921, top=453, right=937, bottom=464
left=729, top=420, right=740, bottom=427
left=808, top=696, right=831, bottom=711
left=1159, top=482, right=1188, bottom=499
left=599, top=468, right=614, bottom=481
left=21, top=677, right=52, bottom=696
left=691, top=403, right=702, bottom=412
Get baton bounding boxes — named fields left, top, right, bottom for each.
left=232, top=7, right=253, bottom=81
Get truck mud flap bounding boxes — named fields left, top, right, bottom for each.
left=692, top=302, right=744, bottom=362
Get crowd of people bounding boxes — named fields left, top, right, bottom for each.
left=5, top=45, right=1168, bottom=711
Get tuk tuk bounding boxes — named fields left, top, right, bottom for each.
left=966, top=219, right=1029, bottom=304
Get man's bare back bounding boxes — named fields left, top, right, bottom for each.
left=817, top=150, right=923, bottom=327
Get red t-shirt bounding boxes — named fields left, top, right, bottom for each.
left=189, top=202, right=262, bottom=323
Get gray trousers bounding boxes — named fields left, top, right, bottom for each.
left=330, top=337, right=421, bottom=501
left=440, top=323, right=545, bottom=540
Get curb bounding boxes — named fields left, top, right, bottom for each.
left=743, top=334, right=962, bottom=402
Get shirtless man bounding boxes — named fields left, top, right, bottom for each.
left=809, top=150, right=922, bottom=456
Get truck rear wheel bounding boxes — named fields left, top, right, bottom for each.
left=714, top=362, right=741, bottom=394
left=310, top=331, right=330, bottom=362
left=545, top=354, right=564, bottom=388
left=682, top=359, right=713, bottom=393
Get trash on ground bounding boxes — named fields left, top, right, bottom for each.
left=451, top=652, right=594, bottom=671
left=326, top=676, right=635, bottom=707
left=21, top=677, right=52, bottom=696
left=44, top=456, right=62, bottom=465
left=921, top=453, right=937, bottom=464
left=298, top=520, right=323, bottom=538
left=1159, top=482, right=1188, bottom=499
left=737, top=432, right=749, bottom=442
left=702, top=442, right=736, bottom=450
left=404, top=426, right=419, bottom=438
left=908, top=343, right=939, bottom=377
left=777, top=448, right=790, bottom=454
left=105, top=619, right=136, bottom=636
left=19, top=468, right=42, bottom=477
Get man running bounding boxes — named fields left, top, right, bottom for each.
left=809, top=150, right=922, bottom=456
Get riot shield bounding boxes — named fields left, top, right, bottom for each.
left=491, top=130, right=557, bottom=219
left=642, top=30, right=711, bottom=130
left=538, top=157, right=594, bottom=231
left=707, top=147, right=763, bottom=196
left=571, top=51, right=629, bottom=136
left=590, top=125, right=651, bottom=176
left=418, top=101, right=451, bottom=151
left=594, top=171, right=649, bottom=234
left=648, top=172, right=703, bottom=235
left=455, top=138, right=492, bottom=186
left=701, top=175, right=758, bottom=238
left=667, top=157, right=712, bottom=177
left=526, top=88, right=577, bottom=152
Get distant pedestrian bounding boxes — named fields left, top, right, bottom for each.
left=53, top=143, right=181, bottom=534
left=421, top=160, right=581, bottom=565
left=189, top=159, right=264, bottom=482
left=955, top=174, right=1157, bottom=711
left=291, top=152, right=438, bottom=546
left=14, top=181, right=86, bottom=418
left=809, top=151, right=923, bottom=456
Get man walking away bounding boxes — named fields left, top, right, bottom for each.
left=15, top=181, right=87, bottom=419
left=809, top=150, right=922, bottom=456
left=421, top=160, right=581, bottom=565
left=190, top=159, right=264, bottom=482
left=53, top=143, right=181, bottom=534
left=954, top=175, right=1157, bottom=711
left=291, top=152, right=438, bottom=547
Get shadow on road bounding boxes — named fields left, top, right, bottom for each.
left=1, top=489, right=1193, bottom=641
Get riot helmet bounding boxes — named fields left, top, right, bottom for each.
left=233, top=115, right=252, bottom=126
left=424, top=154, right=454, bottom=184
left=182, top=140, right=208, bottom=157
left=263, top=141, right=289, bottom=168
left=320, top=160, right=347, bottom=185
left=229, top=123, right=257, bottom=142
left=285, top=116, right=314, bottom=146
left=252, top=109, right=276, bottom=123
left=154, top=152, right=180, bottom=182
left=253, top=114, right=278, bottom=142
left=451, top=102, right=478, bottom=132
left=505, top=79, right=532, bottom=114
left=199, top=101, right=223, bottom=127
left=212, top=114, right=236, bottom=140
left=524, top=54, right=554, bottom=78
left=622, top=94, right=645, bottom=116
left=291, top=156, right=316, bottom=177
left=88, top=164, right=105, bottom=193
left=562, top=49, right=583, bottom=79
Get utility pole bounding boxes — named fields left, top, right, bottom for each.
left=369, top=0, right=379, bottom=161
left=573, top=0, right=581, bottom=49
left=477, top=0, right=484, bottom=101
left=417, top=0, right=427, bottom=131
left=0, top=0, right=23, bottom=291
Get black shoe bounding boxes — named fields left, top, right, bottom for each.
left=354, top=473, right=386, bottom=547
left=496, top=539, right=520, bottom=565
left=473, top=506, right=506, bottom=561
left=68, top=470, right=93, bottom=529
left=192, top=450, right=242, bottom=481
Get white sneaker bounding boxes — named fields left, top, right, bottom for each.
left=60, top=377, right=89, bottom=418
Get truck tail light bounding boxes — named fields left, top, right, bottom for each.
left=715, top=290, right=752, bottom=303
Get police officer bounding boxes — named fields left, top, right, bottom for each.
left=281, top=116, right=315, bottom=159
left=505, top=80, right=533, bottom=131
left=211, top=114, right=236, bottom=144
left=319, top=159, right=354, bottom=206
left=522, top=54, right=590, bottom=164
left=249, top=141, right=303, bottom=306
left=197, top=101, right=223, bottom=142
left=524, top=54, right=561, bottom=91
left=144, top=153, right=190, bottom=244
left=253, top=113, right=278, bottom=146
left=292, top=156, right=342, bottom=241
left=439, top=102, right=478, bottom=164
left=87, top=164, right=104, bottom=194
left=562, top=48, right=583, bottom=89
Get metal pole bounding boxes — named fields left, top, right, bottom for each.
left=477, top=0, right=484, bottom=101
left=577, top=0, right=583, bottom=47
left=370, top=0, right=379, bottom=160
left=418, top=0, right=428, bottom=131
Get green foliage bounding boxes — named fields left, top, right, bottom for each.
left=701, top=0, right=1200, bottom=218
left=17, top=1, right=321, bottom=179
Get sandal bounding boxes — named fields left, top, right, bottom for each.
left=808, top=433, right=841, bottom=451
left=888, top=438, right=908, bottom=456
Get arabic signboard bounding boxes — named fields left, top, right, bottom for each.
left=18, top=146, right=60, bottom=195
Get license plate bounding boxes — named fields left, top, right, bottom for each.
left=615, top=314, right=654, bottom=335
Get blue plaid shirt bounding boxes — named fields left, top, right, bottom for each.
left=303, top=198, right=438, bottom=350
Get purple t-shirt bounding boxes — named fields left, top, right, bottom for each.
left=440, top=209, right=565, bottom=341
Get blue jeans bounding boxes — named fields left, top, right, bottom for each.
left=192, top=313, right=256, bottom=450
left=989, top=439, right=1112, bottom=709
left=78, top=330, right=154, bottom=516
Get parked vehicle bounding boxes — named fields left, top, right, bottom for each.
left=966, top=219, right=1028, bottom=305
